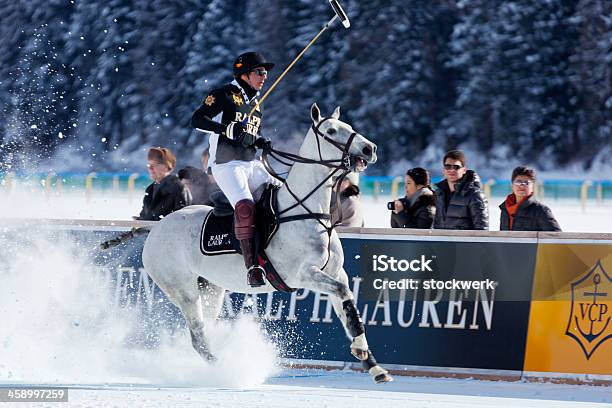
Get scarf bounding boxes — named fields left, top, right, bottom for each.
left=504, top=193, right=530, bottom=229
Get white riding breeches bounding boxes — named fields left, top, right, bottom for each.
left=212, top=159, right=282, bottom=208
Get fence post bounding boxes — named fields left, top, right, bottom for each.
left=4, top=172, right=16, bottom=193
left=128, top=173, right=140, bottom=203
left=484, top=178, right=496, bottom=202
left=85, top=172, right=97, bottom=203
left=112, top=175, right=120, bottom=197
left=391, top=176, right=403, bottom=199
left=535, top=181, right=545, bottom=201
left=580, top=180, right=592, bottom=213
left=373, top=180, right=380, bottom=202
left=44, top=172, right=56, bottom=199
left=596, top=183, right=603, bottom=206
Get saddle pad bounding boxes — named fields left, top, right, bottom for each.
left=200, top=211, right=239, bottom=255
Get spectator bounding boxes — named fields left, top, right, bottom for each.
left=434, top=150, right=488, bottom=230
left=500, top=166, right=561, bottom=231
left=331, top=176, right=364, bottom=227
left=135, top=147, right=191, bottom=220
left=177, top=149, right=219, bottom=206
left=390, top=167, right=436, bottom=229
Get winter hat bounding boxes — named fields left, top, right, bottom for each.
left=148, top=147, right=176, bottom=170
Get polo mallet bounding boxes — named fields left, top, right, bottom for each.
left=247, top=0, right=350, bottom=117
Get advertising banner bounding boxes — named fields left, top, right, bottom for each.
left=524, top=243, right=612, bottom=376
left=342, top=236, right=536, bottom=371
left=12, top=223, right=609, bottom=377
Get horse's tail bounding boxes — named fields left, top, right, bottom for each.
left=100, top=226, right=152, bottom=250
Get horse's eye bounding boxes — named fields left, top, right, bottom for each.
left=327, top=128, right=337, bottom=135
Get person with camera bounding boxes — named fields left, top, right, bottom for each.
left=389, top=167, right=436, bottom=229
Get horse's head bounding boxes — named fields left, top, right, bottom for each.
left=309, top=103, right=377, bottom=172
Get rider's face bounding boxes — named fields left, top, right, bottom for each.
left=242, top=68, right=267, bottom=91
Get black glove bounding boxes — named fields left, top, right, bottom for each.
left=254, top=137, right=272, bottom=150
left=225, top=122, right=256, bottom=147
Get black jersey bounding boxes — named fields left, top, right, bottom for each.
left=191, top=80, right=263, bottom=165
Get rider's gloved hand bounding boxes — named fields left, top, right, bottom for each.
left=225, top=121, right=246, bottom=140
left=254, top=137, right=272, bottom=150
left=225, top=122, right=256, bottom=147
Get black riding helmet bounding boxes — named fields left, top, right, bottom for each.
left=233, top=52, right=275, bottom=77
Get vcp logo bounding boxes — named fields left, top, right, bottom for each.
left=565, top=260, right=611, bottom=360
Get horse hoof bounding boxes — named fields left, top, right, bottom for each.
left=351, top=348, right=369, bottom=361
left=374, top=373, right=394, bottom=384
left=369, top=365, right=393, bottom=384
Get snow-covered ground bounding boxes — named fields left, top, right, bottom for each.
left=0, top=188, right=610, bottom=232
left=2, top=371, right=610, bottom=408
left=0, top=188, right=610, bottom=408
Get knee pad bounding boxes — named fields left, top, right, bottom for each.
left=234, top=199, right=256, bottom=240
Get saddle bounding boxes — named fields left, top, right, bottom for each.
left=199, top=184, right=293, bottom=292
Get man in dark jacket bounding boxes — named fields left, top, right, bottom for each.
left=390, top=167, right=436, bottom=229
left=500, top=166, right=561, bottom=231
left=434, top=150, right=489, bottom=230
left=135, top=147, right=191, bottom=221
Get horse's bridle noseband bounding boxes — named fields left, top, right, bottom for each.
left=311, top=117, right=357, bottom=172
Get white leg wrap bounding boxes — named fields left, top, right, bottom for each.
left=368, top=365, right=389, bottom=378
left=351, top=333, right=369, bottom=352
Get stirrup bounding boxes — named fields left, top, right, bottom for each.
left=247, top=265, right=266, bottom=287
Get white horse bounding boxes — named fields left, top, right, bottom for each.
left=142, top=103, right=392, bottom=383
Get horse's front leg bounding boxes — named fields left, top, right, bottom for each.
left=299, top=266, right=393, bottom=383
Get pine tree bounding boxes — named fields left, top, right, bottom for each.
left=570, top=0, right=612, bottom=166
left=5, top=0, right=76, bottom=167
left=183, top=0, right=248, bottom=153
left=0, top=2, right=30, bottom=169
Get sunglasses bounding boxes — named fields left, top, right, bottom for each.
left=444, top=164, right=463, bottom=171
left=513, top=179, right=532, bottom=186
left=251, top=68, right=267, bottom=77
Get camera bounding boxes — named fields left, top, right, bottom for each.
left=388, top=198, right=408, bottom=211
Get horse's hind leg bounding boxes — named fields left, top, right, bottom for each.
left=196, top=276, right=225, bottom=322
left=155, top=278, right=216, bottom=362
left=301, top=266, right=392, bottom=383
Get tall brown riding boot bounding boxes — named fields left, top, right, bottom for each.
left=234, top=199, right=266, bottom=287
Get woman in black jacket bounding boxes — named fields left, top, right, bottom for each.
left=390, top=167, right=436, bottom=229
left=135, top=147, right=191, bottom=221
left=500, top=166, right=561, bottom=231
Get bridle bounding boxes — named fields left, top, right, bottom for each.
left=261, top=117, right=364, bottom=269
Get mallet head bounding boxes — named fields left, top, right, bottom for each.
left=329, top=0, right=350, bottom=29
